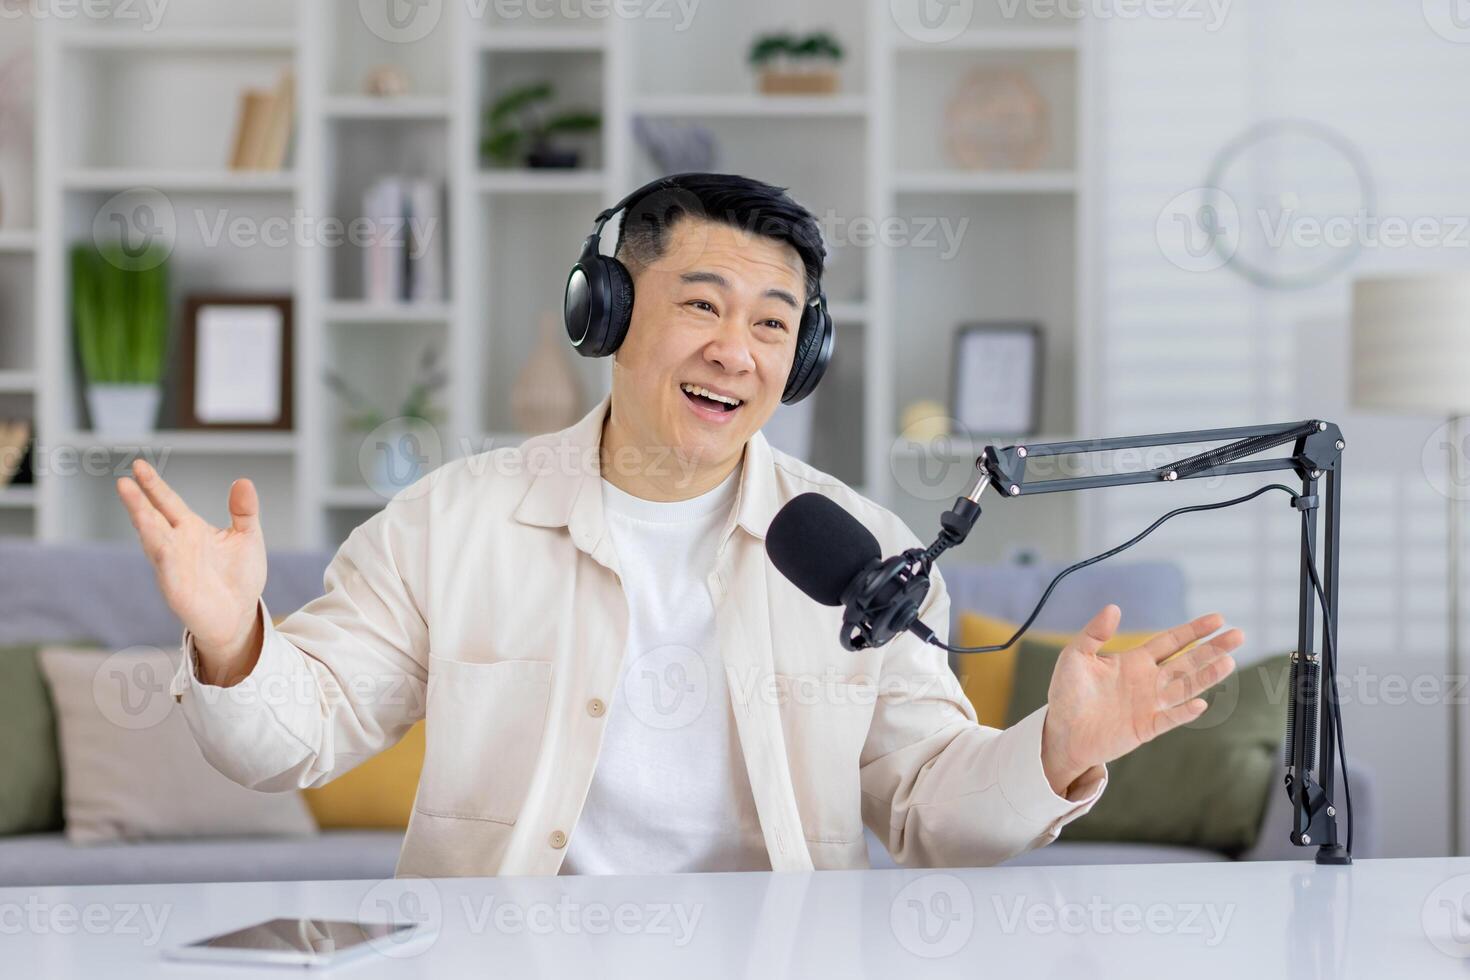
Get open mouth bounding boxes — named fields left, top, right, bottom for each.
left=680, top=382, right=744, bottom=415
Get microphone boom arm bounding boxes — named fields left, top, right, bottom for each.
left=915, top=419, right=1349, bottom=866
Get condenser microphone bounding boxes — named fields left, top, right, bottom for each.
left=765, top=493, right=937, bottom=651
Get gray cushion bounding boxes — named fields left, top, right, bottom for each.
left=0, top=831, right=403, bottom=887
left=0, top=540, right=333, bottom=649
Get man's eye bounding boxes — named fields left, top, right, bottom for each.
left=687, top=300, right=716, bottom=313
left=761, top=319, right=788, bottom=331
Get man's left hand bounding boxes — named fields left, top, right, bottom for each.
left=1039, top=605, right=1244, bottom=798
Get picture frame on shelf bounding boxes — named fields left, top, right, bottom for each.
left=950, top=321, right=1043, bottom=439
left=178, top=295, right=294, bottom=431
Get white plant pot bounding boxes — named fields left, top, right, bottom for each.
left=86, top=383, right=161, bottom=438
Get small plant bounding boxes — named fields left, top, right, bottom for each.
left=747, top=30, right=845, bottom=68
left=323, top=342, right=447, bottom=432
left=71, top=243, right=170, bottom=385
left=480, top=81, right=600, bottom=169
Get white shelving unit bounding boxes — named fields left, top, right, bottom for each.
left=0, top=13, right=38, bottom=533
left=13, top=0, right=1095, bottom=561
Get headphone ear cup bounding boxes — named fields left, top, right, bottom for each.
left=565, top=254, right=635, bottom=358
left=782, top=297, right=833, bottom=404
left=602, top=257, right=635, bottom=356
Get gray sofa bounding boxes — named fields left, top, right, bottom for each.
left=0, top=540, right=1372, bottom=886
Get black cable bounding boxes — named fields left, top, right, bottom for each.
left=934, top=483, right=1298, bottom=654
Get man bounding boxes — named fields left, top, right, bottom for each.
left=116, top=173, right=1242, bottom=876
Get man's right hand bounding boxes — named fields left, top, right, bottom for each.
left=116, top=458, right=268, bottom=687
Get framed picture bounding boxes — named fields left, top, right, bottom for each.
left=950, top=322, right=1043, bottom=438
left=179, top=296, right=293, bottom=431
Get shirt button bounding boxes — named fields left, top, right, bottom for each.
left=587, top=697, right=606, bottom=717
left=549, top=830, right=568, bottom=849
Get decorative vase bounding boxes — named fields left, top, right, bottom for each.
left=512, top=313, right=582, bottom=435
left=86, top=383, right=161, bottom=437
left=944, top=67, right=1050, bottom=171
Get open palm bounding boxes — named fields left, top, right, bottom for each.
left=115, top=458, right=266, bottom=657
left=1041, top=604, right=1244, bottom=788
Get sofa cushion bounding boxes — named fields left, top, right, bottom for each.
left=38, top=646, right=318, bottom=844
left=0, top=644, right=63, bottom=835
left=1008, top=637, right=1289, bottom=856
left=303, top=721, right=425, bottom=829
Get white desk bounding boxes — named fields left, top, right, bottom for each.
left=5, top=857, right=1469, bottom=977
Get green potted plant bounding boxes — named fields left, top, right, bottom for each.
left=480, top=82, right=601, bottom=169
left=747, top=30, right=844, bottom=95
left=71, top=243, right=170, bottom=436
left=322, top=342, right=447, bottom=497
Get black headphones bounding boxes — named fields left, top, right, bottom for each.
left=562, top=174, right=834, bottom=405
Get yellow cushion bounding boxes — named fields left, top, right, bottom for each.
left=301, top=721, right=425, bottom=829
left=953, top=611, right=1166, bottom=728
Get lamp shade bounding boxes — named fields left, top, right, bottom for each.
left=1351, top=272, right=1470, bottom=415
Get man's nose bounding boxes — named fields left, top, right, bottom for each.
left=705, top=321, right=756, bottom=374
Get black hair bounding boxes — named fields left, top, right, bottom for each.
left=613, top=172, right=825, bottom=305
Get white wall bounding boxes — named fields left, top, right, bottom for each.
left=1095, top=0, right=1470, bottom=857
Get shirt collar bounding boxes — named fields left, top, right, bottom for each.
left=510, top=392, right=782, bottom=550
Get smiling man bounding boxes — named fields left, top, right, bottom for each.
left=116, top=173, right=1243, bottom=876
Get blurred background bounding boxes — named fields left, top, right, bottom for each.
left=2, top=0, right=1468, bottom=885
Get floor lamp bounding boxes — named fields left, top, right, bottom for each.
left=1350, top=271, right=1470, bottom=855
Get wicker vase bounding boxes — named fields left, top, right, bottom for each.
left=511, top=313, right=583, bottom=435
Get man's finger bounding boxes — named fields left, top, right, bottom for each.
left=1139, top=612, right=1226, bottom=664
left=1071, top=604, right=1122, bottom=657
left=129, top=459, right=192, bottom=528
left=116, top=477, right=172, bottom=561
left=1160, top=628, right=1245, bottom=676
left=1159, top=651, right=1236, bottom=708
left=1151, top=698, right=1208, bottom=740
left=228, top=478, right=261, bottom=536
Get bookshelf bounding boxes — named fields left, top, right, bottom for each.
left=11, top=0, right=1097, bottom=562
left=0, top=14, right=37, bottom=537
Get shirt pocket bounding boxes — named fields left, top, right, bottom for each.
left=417, top=655, right=554, bottom=825
left=772, top=672, right=878, bottom=845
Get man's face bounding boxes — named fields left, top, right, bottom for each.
left=609, top=216, right=806, bottom=475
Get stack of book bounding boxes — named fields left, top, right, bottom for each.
left=227, top=69, right=296, bottom=171
left=362, top=176, right=445, bottom=305
left=0, top=419, right=33, bottom=488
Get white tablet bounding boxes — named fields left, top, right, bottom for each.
left=162, top=916, right=436, bottom=968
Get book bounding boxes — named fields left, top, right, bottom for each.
left=229, top=89, right=272, bottom=171
left=256, top=69, right=296, bottom=171
left=363, top=177, right=407, bottom=304
left=406, top=178, right=444, bottom=303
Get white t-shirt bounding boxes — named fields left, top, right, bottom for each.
left=559, top=464, right=771, bottom=875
